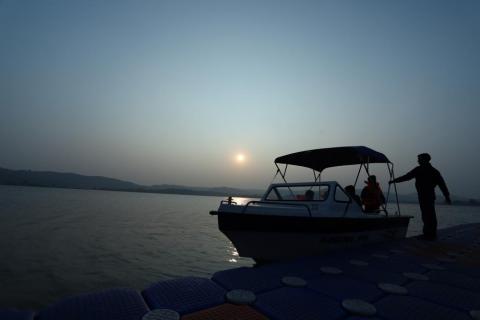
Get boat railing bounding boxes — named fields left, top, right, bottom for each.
left=220, top=196, right=237, bottom=205
left=220, top=200, right=237, bottom=205
left=241, top=200, right=312, bottom=217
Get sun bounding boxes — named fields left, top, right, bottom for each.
left=236, top=153, right=246, bottom=163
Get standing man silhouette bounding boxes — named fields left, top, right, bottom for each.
left=389, top=153, right=451, bottom=240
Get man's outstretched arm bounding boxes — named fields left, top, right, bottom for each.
left=390, top=169, right=416, bottom=184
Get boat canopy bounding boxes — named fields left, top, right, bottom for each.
left=274, top=146, right=390, bottom=172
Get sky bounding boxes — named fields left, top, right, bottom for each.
left=1, top=0, right=479, bottom=198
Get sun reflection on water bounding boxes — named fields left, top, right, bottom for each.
left=227, top=243, right=239, bottom=263
left=229, top=197, right=257, bottom=205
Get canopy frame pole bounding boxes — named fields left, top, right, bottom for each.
left=385, top=163, right=392, bottom=201
left=270, top=165, right=281, bottom=185
left=384, top=162, right=392, bottom=215
left=364, top=158, right=389, bottom=216
left=353, top=164, right=363, bottom=187
left=275, top=163, right=296, bottom=198
left=362, top=162, right=370, bottom=180
left=383, top=162, right=392, bottom=217
left=275, top=163, right=289, bottom=184
left=282, top=164, right=288, bottom=181
left=378, top=162, right=389, bottom=216
left=389, top=163, right=401, bottom=215
left=351, top=162, right=369, bottom=216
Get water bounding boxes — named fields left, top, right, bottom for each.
left=1, top=185, right=479, bottom=309
left=0, top=186, right=251, bottom=309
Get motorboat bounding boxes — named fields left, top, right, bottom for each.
left=210, top=146, right=412, bottom=262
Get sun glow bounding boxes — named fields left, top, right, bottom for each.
left=236, top=153, right=246, bottom=163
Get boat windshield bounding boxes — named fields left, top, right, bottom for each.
left=265, top=185, right=329, bottom=201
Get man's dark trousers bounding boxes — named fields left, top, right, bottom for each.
left=419, top=197, right=437, bottom=240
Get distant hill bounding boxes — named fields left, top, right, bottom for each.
left=0, top=167, right=140, bottom=190
left=0, top=167, right=263, bottom=197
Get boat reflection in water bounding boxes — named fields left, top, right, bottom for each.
left=210, top=146, right=412, bottom=263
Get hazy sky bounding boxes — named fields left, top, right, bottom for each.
left=1, top=0, right=479, bottom=198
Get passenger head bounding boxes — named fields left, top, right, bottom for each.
left=367, top=175, right=377, bottom=184
left=305, top=190, right=314, bottom=201
left=418, top=153, right=431, bottom=166
left=345, top=185, right=356, bottom=196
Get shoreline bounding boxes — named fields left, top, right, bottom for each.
left=2, top=183, right=479, bottom=207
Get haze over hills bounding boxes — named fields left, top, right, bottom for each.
left=0, top=167, right=478, bottom=205
left=0, top=167, right=264, bottom=197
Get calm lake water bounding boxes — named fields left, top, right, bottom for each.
left=1, top=185, right=479, bottom=309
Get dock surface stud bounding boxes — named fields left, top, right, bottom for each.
left=142, top=309, right=180, bottom=320
left=320, top=266, right=343, bottom=275
left=342, top=299, right=376, bottom=316
left=349, top=259, right=369, bottom=267
left=226, top=289, right=256, bottom=305
left=402, top=272, right=429, bottom=281
left=378, top=283, right=408, bottom=295
left=281, top=276, right=307, bottom=287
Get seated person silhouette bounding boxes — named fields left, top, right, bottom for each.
left=361, top=175, right=385, bottom=212
left=345, top=185, right=362, bottom=207
left=305, top=189, right=314, bottom=201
